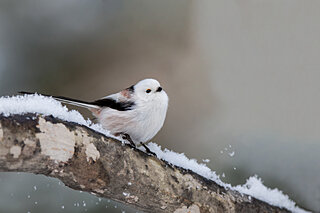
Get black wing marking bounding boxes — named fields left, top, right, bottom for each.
left=127, top=85, right=135, bottom=92
left=91, top=98, right=135, bottom=111
left=19, top=91, right=135, bottom=111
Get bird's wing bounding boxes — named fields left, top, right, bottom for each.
left=20, top=85, right=135, bottom=111
left=91, top=86, right=135, bottom=111
left=90, top=96, right=135, bottom=111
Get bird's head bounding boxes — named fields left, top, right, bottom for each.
left=133, top=79, right=168, bottom=104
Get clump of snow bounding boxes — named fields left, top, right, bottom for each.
left=147, top=143, right=309, bottom=213
left=147, top=142, right=229, bottom=187
left=0, top=94, right=87, bottom=124
left=0, top=94, right=113, bottom=138
left=234, top=176, right=306, bottom=213
left=202, top=159, right=210, bottom=163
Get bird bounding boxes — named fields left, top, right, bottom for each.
left=20, top=79, right=169, bottom=155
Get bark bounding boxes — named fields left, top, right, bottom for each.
left=0, top=114, right=292, bottom=213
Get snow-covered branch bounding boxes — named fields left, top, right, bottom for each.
left=0, top=113, right=294, bottom=213
left=0, top=95, right=309, bottom=212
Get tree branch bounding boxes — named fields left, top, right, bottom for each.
left=0, top=114, right=290, bottom=213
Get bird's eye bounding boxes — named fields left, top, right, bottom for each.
left=146, top=89, right=151, bottom=93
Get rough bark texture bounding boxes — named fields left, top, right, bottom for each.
left=0, top=114, right=291, bottom=213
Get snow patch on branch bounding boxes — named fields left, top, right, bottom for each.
left=0, top=94, right=87, bottom=124
left=0, top=94, right=113, bottom=138
left=147, top=143, right=309, bottom=213
left=147, top=143, right=228, bottom=187
left=234, top=176, right=307, bottom=213
left=0, top=95, right=309, bottom=213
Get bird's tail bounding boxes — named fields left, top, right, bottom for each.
left=19, top=91, right=100, bottom=109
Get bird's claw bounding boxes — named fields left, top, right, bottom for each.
left=119, top=133, right=156, bottom=156
left=140, top=142, right=157, bottom=157
left=121, top=133, right=136, bottom=148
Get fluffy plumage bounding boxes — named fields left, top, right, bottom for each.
left=20, top=79, right=168, bottom=144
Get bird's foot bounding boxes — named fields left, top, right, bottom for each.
left=121, top=133, right=136, bottom=148
left=140, top=142, right=157, bottom=157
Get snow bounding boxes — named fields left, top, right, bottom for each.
left=122, top=192, right=130, bottom=197
left=0, top=94, right=113, bottom=138
left=202, top=159, right=210, bottom=163
left=228, top=151, right=235, bottom=157
left=147, top=143, right=309, bottom=213
left=147, top=142, right=229, bottom=187
left=234, top=176, right=304, bottom=212
left=0, top=94, right=309, bottom=213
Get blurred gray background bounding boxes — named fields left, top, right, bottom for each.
left=0, top=0, right=319, bottom=212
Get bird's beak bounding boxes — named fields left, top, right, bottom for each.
left=156, top=87, right=162, bottom=92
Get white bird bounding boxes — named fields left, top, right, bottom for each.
left=20, top=79, right=168, bottom=154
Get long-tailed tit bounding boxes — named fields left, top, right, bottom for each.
left=20, top=79, right=168, bottom=150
